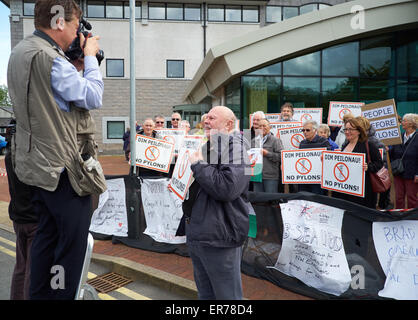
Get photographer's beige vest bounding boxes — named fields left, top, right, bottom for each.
left=7, top=34, right=106, bottom=196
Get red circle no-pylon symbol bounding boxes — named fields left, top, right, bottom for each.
left=333, top=162, right=349, bottom=182
left=145, top=146, right=160, bottom=161
left=295, top=158, right=312, bottom=175
left=178, top=150, right=190, bottom=179
left=339, top=108, right=351, bottom=120
left=291, top=133, right=304, bottom=148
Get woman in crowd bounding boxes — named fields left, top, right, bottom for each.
left=318, top=124, right=339, bottom=151
left=332, top=117, right=384, bottom=208
left=252, top=119, right=284, bottom=193
left=389, top=113, right=418, bottom=209
left=335, top=113, right=355, bottom=148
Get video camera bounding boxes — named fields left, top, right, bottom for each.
left=65, top=17, right=104, bottom=65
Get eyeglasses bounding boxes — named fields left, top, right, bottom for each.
left=171, top=118, right=180, bottom=121
left=156, top=121, right=164, bottom=124
left=342, top=128, right=358, bottom=133
left=301, top=129, right=311, bottom=132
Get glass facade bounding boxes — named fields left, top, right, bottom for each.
left=227, top=29, right=418, bottom=128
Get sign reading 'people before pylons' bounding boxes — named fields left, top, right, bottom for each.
left=293, top=108, right=323, bottom=125
left=168, top=135, right=204, bottom=201
left=155, top=128, right=186, bottom=155
left=321, top=151, right=365, bottom=197
left=328, top=101, right=364, bottom=127
left=277, top=126, right=304, bottom=150
left=361, top=99, right=402, bottom=146
left=135, top=134, right=175, bottom=173
left=281, top=148, right=326, bottom=184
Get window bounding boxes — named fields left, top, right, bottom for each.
left=107, top=121, right=125, bottom=139
left=185, top=4, right=201, bottom=21
left=106, top=59, right=124, bottom=77
left=167, top=60, right=184, bottom=78
left=149, top=3, right=166, bottom=20
left=360, top=35, right=394, bottom=78
left=87, top=1, right=105, bottom=18
left=322, top=42, right=359, bottom=76
left=225, top=6, right=241, bottom=22
left=208, top=5, right=224, bottom=21
left=167, top=3, right=183, bottom=20
left=23, top=0, right=35, bottom=16
left=283, top=77, right=320, bottom=108
left=124, top=2, right=141, bottom=19
left=283, top=52, right=320, bottom=76
left=266, top=6, right=281, bottom=23
left=300, top=4, right=317, bottom=15
left=106, top=1, right=123, bottom=18
left=283, top=7, right=298, bottom=20
left=243, top=6, right=259, bottom=23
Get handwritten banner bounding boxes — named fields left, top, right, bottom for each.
left=271, top=200, right=352, bottom=296
left=89, top=178, right=128, bottom=237
left=372, top=220, right=418, bottom=300
left=141, top=178, right=186, bottom=244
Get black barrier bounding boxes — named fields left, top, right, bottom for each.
left=91, top=175, right=418, bottom=300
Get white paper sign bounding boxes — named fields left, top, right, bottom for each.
left=321, top=151, right=365, bottom=197
left=277, top=126, right=305, bottom=150
left=271, top=200, right=352, bottom=296
left=135, top=134, right=175, bottom=173
left=169, top=136, right=204, bottom=200
left=372, top=220, right=418, bottom=300
left=328, top=101, right=364, bottom=127
left=155, top=128, right=186, bottom=155
left=89, top=178, right=128, bottom=237
left=281, top=148, right=326, bottom=184
left=270, top=122, right=302, bottom=137
left=141, top=178, right=186, bottom=244
left=293, top=108, right=323, bottom=125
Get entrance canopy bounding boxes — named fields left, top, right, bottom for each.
left=183, top=0, right=418, bottom=104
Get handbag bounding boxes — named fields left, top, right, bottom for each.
left=366, top=141, right=391, bottom=193
left=390, top=134, right=415, bottom=176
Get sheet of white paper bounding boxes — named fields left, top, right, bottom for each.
left=372, top=220, right=418, bottom=300
left=141, top=178, right=186, bottom=244
left=269, top=200, right=352, bottom=296
left=89, top=178, right=128, bottom=237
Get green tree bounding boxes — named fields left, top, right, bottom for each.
left=0, top=85, right=12, bottom=107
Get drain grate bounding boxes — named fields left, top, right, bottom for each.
left=87, top=272, right=133, bottom=294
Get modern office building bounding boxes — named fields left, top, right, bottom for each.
left=3, top=0, right=417, bottom=153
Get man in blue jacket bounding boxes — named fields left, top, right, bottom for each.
left=187, top=106, right=251, bottom=300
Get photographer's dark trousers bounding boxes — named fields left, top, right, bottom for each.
left=29, top=170, right=91, bottom=300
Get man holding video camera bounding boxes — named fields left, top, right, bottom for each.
left=7, top=0, right=106, bottom=300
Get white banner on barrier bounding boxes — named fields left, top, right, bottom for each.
left=89, top=178, right=128, bottom=237
left=281, top=148, right=326, bottom=184
left=372, top=220, right=418, bottom=300
left=270, top=200, right=352, bottom=296
left=141, top=178, right=186, bottom=244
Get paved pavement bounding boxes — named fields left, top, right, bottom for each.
left=0, top=155, right=310, bottom=300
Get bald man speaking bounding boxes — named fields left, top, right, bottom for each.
left=187, top=106, right=251, bottom=300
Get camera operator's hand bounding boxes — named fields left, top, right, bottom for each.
left=79, top=33, right=101, bottom=57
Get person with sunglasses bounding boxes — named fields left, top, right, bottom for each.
left=170, top=112, right=182, bottom=128
left=298, top=120, right=331, bottom=195
left=154, top=115, right=165, bottom=129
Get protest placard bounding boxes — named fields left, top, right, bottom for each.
left=277, top=126, right=305, bottom=150
left=135, top=134, right=174, bottom=173
left=270, top=122, right=302, bottom=137
left=141, top=178, right=186, bottom=244
left=362, top=99, right=402, bottom=146
left=248, top=148, right=263, bottom=182
left=269, top=200, right=352, bottom=296
left=321, top=151, right=365, bottom=197
left=89, top=178, right=128, bottom=237
left=155, top=128, right=186, bottom=154
left=249, top=113, right=281, bottom=127
left=293, top=108, right=323, bottom=125
left=281, top=148, right=326, bottom=184
left=372, top=220, right=418, bottom=300
left=328, top=101, right=364, bottom=127
left=169, top=136, right=204, bottom=200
